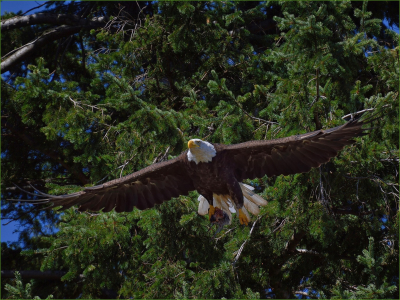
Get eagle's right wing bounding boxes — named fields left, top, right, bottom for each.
left=11, top=153, right=195, bottom=212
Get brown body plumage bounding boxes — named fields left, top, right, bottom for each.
left=12, top=116, right=372, bottom=224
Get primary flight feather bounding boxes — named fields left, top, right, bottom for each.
left=12, top=115, right=372, bottom=226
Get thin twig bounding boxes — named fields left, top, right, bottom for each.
left=232, top=216, right=261, bottom=265
left=52, top=246, right=68, bottom=252
left=215, top=226, right=237, bottom=241
left=341, top=108, right=376, bottom=119
left=119, top=154, right=136, bottom=178
left=21, top=2, right=51, bottom=16
left=242, top=110, right=279, bottom=125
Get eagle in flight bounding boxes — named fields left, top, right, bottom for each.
left=14, top=116, right=372, bottom=227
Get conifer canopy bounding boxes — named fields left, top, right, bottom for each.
left=1, top=1, right=398, bottom=299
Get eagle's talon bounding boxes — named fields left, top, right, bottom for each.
left=238, top=208, right=249, bottom=226
left=208, top=205, right=215, bottom=220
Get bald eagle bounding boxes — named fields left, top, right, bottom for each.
left=13, top=116, right=372, bottom=226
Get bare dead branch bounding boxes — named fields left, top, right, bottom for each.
left=21, top=2, right=51, bottom=16
left=342, top=108, right=376, bottom=120
left=285, top=230, right=307, bottom=253
left=1, top=16, right=108, bottom=73
left=1, top=13, right=107, bottom=32
left=118, top=154, right=137, bottom=178
left=215, top=226, right=238, bottom=241
left=245, top=113, right=280, bottom=125
left=295, top=291, right=311, bottom=297
left=313, top=68, right=322, bottom=130
left=296, top=249, right=320, bottom=255
left=232, top=216, right=261, bottom=265
left=341, top=104, right=389, bottom=120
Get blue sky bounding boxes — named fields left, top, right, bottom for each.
left=1, top=1, right=48, bottom=15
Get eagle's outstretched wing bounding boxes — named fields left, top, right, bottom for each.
left=12, top=153, right=195, bottom=212
left=224, top=115, right=374, bottom=181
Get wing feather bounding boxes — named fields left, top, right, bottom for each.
left=18, top=153, right=195, bottom=212
left=124, top=187, right=137, bottom=212
left=225, top=116, right=372, bottom=180
left=102, top=195, right=116, bottom=212
left=150, top=185, right=165, bottom=205
left=263, top=155, right=279, bottom=177
left=115, top=192, right=127, bottom=213
left=135, top=190, right=148, bottom=210
left=142, top=186, right=155, bottom=209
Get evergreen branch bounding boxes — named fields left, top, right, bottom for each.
left=1, top=21, right=106, bottom=73
left=295, top=249, right=356, bottom=261
left=1, top=270, right=81, bottom=280
left=2, top=119, right=89, bottom=185
left=332, top=207, right=375, bottom=216
left=203, top=112, right=229, bottom=140
left=1, top=270, right=117, bottom=298
left=235, top=97, right=279, bottom=127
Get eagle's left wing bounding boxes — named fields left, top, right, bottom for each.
left=223, top=116, right=372, bottom=181
left=11, top=152, right=195, bottom=212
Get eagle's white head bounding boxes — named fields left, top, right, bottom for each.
left=187, top=139, right=216, bottom=164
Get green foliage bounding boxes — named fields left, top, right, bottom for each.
left=1, top=1, right=398, bottom=299
left=4, top=271, right=53, bottom=300
left=330, top=237, right=398, bottom=299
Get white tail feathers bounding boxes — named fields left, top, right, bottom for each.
left=214, top=194, right=232, bottom=224
left=240, top=183, right=268, bottom=206
left=243, top=196, right=260, bottom=215
left=197, top=196, right=210, bottom=216
left=197, top=182, right=268, bottom=221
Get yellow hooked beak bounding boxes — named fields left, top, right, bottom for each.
left=188, top=140, right=199, bottom=149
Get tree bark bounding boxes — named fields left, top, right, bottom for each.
left=1, top=13, right=107, bottom=32
left=1, top=15, right=108, bottom=73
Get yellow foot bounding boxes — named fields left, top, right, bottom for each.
left=238, top=209, right=249, bottom=226
left=208, top=205, right=215, bottom=220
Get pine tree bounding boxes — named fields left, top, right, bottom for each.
left=2, top=1, right=398, bottom=298
left=3, top=271, right=53, bottom=299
